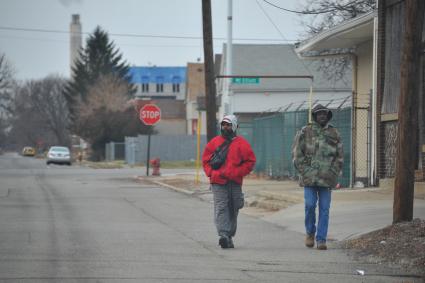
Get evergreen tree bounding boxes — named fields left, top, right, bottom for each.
left=64, top=26, right=135, bottom=122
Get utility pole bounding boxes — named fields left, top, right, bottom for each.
left=202, top=0, right=217, bottom=142
left=375, top=0, right=386, bottom=187
left=393, top=0, right=425, bottom=223
left=226, top=0, right=233, bottom=114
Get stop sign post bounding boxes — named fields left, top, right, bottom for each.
left=139, top=104, right=161, bottom=176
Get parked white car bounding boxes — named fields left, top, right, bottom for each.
left=46, top=146, right=72, bottom=165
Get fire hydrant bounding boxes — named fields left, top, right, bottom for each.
left=150, top=158, right=161, bottom=176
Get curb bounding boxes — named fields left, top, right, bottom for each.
left=254, top=191, right=303, bottom=204
left=136, top=176, right=195, bottom=196
left=135, top=176, right=303, bottom=211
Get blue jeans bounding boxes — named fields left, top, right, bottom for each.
left=304, top=186, right=332, bottom=242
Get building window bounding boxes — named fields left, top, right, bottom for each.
left=172, top=76, right=181, bottom=93
left=172, top=83, right=180, bottom=93
left=156, top=76, right=164, bottom=93
left=156, top=83, right=164, bottom=93
left=141, top=76, right=149, bottom=93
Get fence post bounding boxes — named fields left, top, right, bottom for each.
left=111, top=142, right=115, bottom=161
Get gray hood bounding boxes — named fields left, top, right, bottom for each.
left=221, top=114, right=238, bottom=132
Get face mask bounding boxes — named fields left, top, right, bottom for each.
left=221, top=127, right=235, bottom=139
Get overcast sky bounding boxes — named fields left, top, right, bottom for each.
left=0, top=0, right=305, bottom=81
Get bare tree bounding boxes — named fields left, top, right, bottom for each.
left=293, top=0, right=376, bottom=83
left=0, top=118, right=8, bottom=149
left=29, top=76, right=71, bottom=145
left=0, top=53, right=14, bottom=115
left=74, top=74, right=150, bottom=160
left=8, top=76, right=71, bottom=150
left=78, top=75, right=129, bottom=116
left=8, top=82, right=46, bottom=149
left=0, top=53, right=15, bottom=148
left=297, top=0, right=376, bottom=36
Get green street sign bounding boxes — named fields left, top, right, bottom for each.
left=231, top=77, right=260, bottom=84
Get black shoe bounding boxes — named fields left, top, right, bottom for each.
left=219, top=236, right=230, bottom=249
left=228, top=237, right=234, bottom=248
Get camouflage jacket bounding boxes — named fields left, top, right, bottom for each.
left=292, top=122, right=343, bottom=188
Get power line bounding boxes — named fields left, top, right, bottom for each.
left=0, top=34, right=215, bottom=48
left=255, top=0, right=289, bottom=41
left=0, top=34, right=68, bottom=43
left=255, top=0, right=314, bottom=78
left=0, top=25, right=297, bottom=42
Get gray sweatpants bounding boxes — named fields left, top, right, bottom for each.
left=211, top=182, right=244, bottom=238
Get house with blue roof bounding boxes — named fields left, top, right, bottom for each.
left=128, top=66, right=187, bottom=100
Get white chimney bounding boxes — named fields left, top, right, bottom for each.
left=70, top=14, right=82, bottom=77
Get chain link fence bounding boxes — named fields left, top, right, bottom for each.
left=251, top=97, right=352, bottom=187
left=102, top=95, right=378, bottom=188
left=105, top=142, right=125, bottom=161
left=124, top=135, right=207, bottom=165
left=351, top=92, right=372, bottom=186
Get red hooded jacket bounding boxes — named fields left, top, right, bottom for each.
left=202, top=135, right=256, bottom=185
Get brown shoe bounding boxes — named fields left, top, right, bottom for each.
left=317, top=241, right=327, bottom=250
left=305, top=234, right=314, bottom=248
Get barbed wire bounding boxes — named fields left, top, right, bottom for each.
left=257, top=95, right=352, bottom=115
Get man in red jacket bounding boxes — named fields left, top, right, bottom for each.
left=202, top=115, right=256, bottom=249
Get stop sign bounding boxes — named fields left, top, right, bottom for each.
left=139, top=104, right=161, bottom=125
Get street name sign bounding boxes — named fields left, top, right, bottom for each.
left=231, top=77, right=260, bottom=84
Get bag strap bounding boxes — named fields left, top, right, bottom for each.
left=215, top=138, right=233, bottom=153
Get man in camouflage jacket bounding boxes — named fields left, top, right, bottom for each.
left=292, top=104, right=343, bottom=250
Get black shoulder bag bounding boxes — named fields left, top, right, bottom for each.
left=209, top=139, right=233, bottom=170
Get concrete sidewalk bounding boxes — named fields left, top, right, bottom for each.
left=137, top=172, right=425, bottom=241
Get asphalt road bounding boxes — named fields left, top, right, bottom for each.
left=0, top=153, right=422, bottom=282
